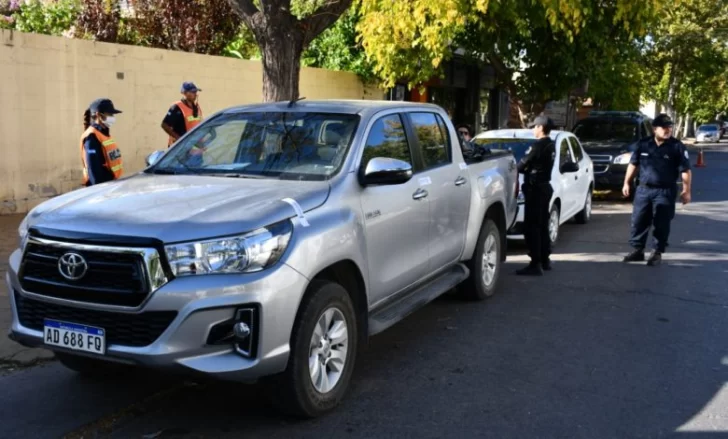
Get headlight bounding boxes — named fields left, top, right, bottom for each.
left=613, top=152, right=632, bottom=165
left=18, top=215, right=29, bottom=250
left=165, top=220, right=293, bottom=276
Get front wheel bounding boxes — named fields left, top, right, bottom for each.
left=266, top=280, right=358, bottom=418
left=461, top=218, right=502, bottom=300
left=574, top=190, right=592, bottom=224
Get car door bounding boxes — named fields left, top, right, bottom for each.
left=358, top=113, right=431, bottom=304
left=567, top=135, right=591, bottom=203
left=404, top=111, right=471, bottom=272
left=557, top=135, right=578, bottom=219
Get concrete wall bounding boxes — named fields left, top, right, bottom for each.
left=0, top=30, right=384, bottom=215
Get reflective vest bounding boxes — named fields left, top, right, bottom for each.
left=168, top=100, right=203, bottom=147
left=81, top=127, right=123, bottom=185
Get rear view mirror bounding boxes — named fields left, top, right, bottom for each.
left=145, top=150, right=166, bottom=167
left=359, top=157, right=413, bottom=186
left=560, top=161, right=579, bottom=173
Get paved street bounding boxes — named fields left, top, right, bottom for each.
left=1, top=144, right=727, bottom=438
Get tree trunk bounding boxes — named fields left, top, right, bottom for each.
left=260, top=33, right=304, bottom=102
left=683, top=113, right=692, bottom=139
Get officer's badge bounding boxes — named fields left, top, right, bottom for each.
left=684, top=150, right=689, bottom=159
left=663, top=154, right=669, bottom=159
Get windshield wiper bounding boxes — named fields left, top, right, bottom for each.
left=207, top=172, right=267, bottom=179
left=150, top=168, right=180, bottom=175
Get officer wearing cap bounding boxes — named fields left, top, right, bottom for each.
left=516, top=115, right=557, bottom=276
left=81, top=98, right=123, bottom=186
left=622, top=113, right=692, bottom=266
left=161, top=81, right=203, bottom=147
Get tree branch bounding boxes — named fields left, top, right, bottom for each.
left=228, top=0, right=259, bottom=18
left=301, top=0, right=354, bottom=46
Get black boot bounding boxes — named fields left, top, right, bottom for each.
left=647, top=251, right=662, bottom=266
left=516, top=263, right=544, bottom=276
left=623, top=249, right=645, bottom=262
left=542, top=259, right=552, bottom=271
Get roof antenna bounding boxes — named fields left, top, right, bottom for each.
left=288, top=96, right=306, bottom=108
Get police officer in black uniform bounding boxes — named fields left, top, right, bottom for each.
left=516, top=115, right=557, bottom=276
left=622, top=113, right=692, bottom=266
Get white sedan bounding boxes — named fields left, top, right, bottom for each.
left=472, top=129, right=595, bottom=244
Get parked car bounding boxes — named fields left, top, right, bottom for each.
left=472, top=128, right=594, bottom=245
left=695, top=123, right=721, bottom=143
left=570, top=111, right=653, bottom=193
left=7, top=100, right=518, bottom=418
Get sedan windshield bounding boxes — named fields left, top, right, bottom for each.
left=472, top=138, right=537, bottom=161
left=150, top=111, right=360, bottom=181
left=572, top=118, right=638, bottom=143
left=698, top=125, right=718, bottom=132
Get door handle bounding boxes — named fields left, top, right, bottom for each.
left=455, top=176, right=467, bottom=186
left=575, top=175, right=578, bottom=180
left=413, top=188, right=428, bottom=200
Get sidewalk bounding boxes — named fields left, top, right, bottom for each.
left=0, top=214, right=54, bottom=369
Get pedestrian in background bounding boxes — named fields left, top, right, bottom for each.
left=516, top=116, right=556, bottom=276
left=161, top=81, right=203, bottom=148
left=622, top=113, right=692, bottom=266
left=81, top=98, right=123, bottom=187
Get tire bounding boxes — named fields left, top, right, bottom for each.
left=266, top=280, right=358, bottom=418
left=460, top=218, right=502, bottom=301
left=574, top=189, right=592, bottom=224
left=56, top=352, right=130, bottom=377
left=548, top=205, right=560, bottom=246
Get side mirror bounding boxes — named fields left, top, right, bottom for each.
left=145, top=150, right=166, bottom=167
left=359, top=157, right=413, bottom=186
left=560, top=161, right=579, bottom=173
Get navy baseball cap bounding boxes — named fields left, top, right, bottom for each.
left=528, top=115, right=555, bottom=129
left=181, top=81, right=201, bottom=93
left=652, top=113, right=674, bottom=128
left=89, top=98, right=122, bottom=114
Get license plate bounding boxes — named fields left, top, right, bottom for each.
left=43, top=319, right=106, bottom=355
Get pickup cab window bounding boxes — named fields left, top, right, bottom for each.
left=150, top=111, right=360, bottom=181
left=361, top=114, right=413, bottom=167
left=408, top=112, right=450, bottom=169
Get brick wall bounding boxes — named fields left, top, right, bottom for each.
left=0, top=30, right=384, bottom=215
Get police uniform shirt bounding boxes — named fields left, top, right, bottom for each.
left=517, top=137, right=556, bottom=184
left=162, top=101, right=200, bottom=138
left=629, top=136, right=691, bottom=188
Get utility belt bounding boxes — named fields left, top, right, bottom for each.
left=639, top=182, right=676, bottom=190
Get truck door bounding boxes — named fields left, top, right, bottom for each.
left=358, top=113, right=432, bottom=304
left=403, top=111, right=470, bottom=272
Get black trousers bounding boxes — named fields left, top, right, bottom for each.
left=523, top=182, right=554, bottom=264
left=629, top=186, right=677, bottom=253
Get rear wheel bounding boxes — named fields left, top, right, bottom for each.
left=461, top=218, right=502, bottom=300
left=266, top=280, right=358, bottom=418
left=548, top=205, right=560, bottom=246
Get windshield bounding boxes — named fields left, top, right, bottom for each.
left=572, top=118, right=638, bottom=143
left=472, top=138, right=537, bottom=161
left=698, top=124, right=718, bottom=132
left=150, top=111, right=360, bottom=181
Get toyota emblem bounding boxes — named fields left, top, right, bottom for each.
left=58, top=252, right=88, bottom=280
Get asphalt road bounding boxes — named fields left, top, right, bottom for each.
left=2, top=143, right=728, bottom=439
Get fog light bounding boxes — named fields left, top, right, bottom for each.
left=233, top=322, right=250, bottom=339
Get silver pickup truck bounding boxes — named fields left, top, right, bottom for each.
left=7, top=100, right=517, bottom=417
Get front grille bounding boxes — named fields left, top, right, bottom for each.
left=594, top=164, right=609, bottom=174
left=589, top=154, right=612, bottom=163
left=19, top=242, right=149, bottom=307
left=14, top=290, right=177, bottom=347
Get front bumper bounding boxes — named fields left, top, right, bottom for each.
left=6, top=247, right=309, bottom=383
left=593, top=164, right=627, bottom=190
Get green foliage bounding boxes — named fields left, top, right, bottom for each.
left=223, top=25, right=260, bottom=60
left=301, top=5, right=376, bottom=82
left=4, top=0, right=81, bottom=35
left=76, top=0, right=120, bottom=42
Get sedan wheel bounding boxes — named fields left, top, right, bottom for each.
left=549, top=206, right=560, bottom=245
